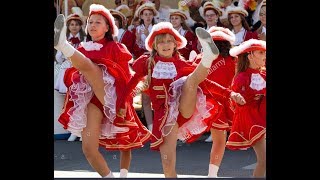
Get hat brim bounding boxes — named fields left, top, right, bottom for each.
left=87, top=4, right=118, bottom=36
left=145, top=22, right=187, bottom=52
left=229, top=39, right=266, bottom=57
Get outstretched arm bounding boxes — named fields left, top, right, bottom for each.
left=202, top=79, right=246, bottom=105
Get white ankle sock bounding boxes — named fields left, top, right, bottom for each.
left=120, top=168, right=128, bottom=178
left=67, top=134, right=78, bottom=141
left=208, top=164, right=219, bottom=177
left=196, top=28, right=219, bottom=68
left=54, top=14, right=75, bottom=58
left=103, top=171, right=114, bottom=178
left=59, top=42, right=76, bottom=58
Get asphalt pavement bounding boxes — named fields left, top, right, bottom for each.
left=54, top=134, right=259, bottom=178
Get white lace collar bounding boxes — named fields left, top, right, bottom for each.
left=152, top=61, right=177, bottom=79
left=250, top=73, right=266, bottom=91
left=80, top=41, right=103, bottom=51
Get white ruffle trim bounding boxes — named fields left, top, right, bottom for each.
left=66, top=65, right=128, bottom=138
left=250, top=73, right=266, bottom=91
left=81, top=41, right=103, bottom=51
left=152, top=61, right=177, bottom=79
left=162, top=76, right=215, bottom=142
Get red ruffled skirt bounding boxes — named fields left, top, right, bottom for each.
left=58, top=64, right=151, bottom=151
left=209, top=96, right=234, bottom=131
left=149, top=76, right=222, bottom=151
left=226, top=99, right=266, bottom=150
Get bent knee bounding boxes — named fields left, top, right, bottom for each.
left=179, top=110, right=193, bottom=119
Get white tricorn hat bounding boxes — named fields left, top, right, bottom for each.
left=86, top=4, right=118, bottom=36
left=229, top=39, right=266, bottom=57
left=208, top=26, right=236, bottom=44
left=145, top=22, right=187, bottom=52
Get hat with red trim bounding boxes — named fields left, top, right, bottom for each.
left=229, top=39, right=266, bottom=57
left=145, top=22, right=187, bottom=51
left=86, top=4, right=118, bottom=36
left=208, top=26, right=235, bottom=44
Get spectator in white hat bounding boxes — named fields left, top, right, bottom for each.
left=110, top=9, right=135, bottom=52
left=203, top=1, right=224, bottom=29
left=132, top=2, right=159, bottom=58
left=169, top=9, right=198, bottom=60
left=226, top=5, right=258, bottom=46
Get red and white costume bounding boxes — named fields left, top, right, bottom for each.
left=58, top=4, right=151, bottom=151
left=193, top=26, right=236, bottom=131
left=226, top=39, right=266, bottom=150
left=118, top=22, right=233, bottom=151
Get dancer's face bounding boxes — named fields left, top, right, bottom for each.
left=87, top=14, right=109, bottom=41
left=248, top=50, right=266, bottom=69
left=154, top=34, right=177, bottom=58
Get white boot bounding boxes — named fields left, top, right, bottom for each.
left=120, top=168, right=128, bottom=178
left=67, top=134, right=78, bottom=141
left=102, top=171, right=114, bottom=178
left=54, top=14, right=75, bottom=57
left=195, top=27, right=219, bottom=68
left=205, top=135, right=213, bottom=143
left=208, top=164, right=219, bottom=177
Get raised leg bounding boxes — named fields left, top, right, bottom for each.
left=179, top=28, right=219, bottom=118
